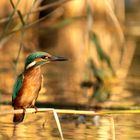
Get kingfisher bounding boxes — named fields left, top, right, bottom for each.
left=12, top=51, right=67, bottom=124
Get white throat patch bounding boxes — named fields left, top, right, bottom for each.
left=26, top=61, right=36, bottom=69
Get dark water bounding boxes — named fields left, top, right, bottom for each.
left=0, top=108, right=140, bottom=140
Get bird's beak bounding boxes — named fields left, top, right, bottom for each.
left=48, top=55, right=68, bottom=61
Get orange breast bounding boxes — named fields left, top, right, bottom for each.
left=14, top=67, right=42, bottom=108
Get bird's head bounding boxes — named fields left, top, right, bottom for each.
left=25, top=51, right=67, bottom=70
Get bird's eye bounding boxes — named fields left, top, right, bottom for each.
left=41, top=56, right=46, bottom=59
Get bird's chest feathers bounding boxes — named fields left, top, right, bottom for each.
left=14, top=67, right=42, bottom=108
left=23, top=67, right=42, bottom=93
left=17, top=67, right=42, bottom=106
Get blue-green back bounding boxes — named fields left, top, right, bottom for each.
left=12, top=74, right=23, bottom=102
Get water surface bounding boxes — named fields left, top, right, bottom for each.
left=0, top=107, right=140, bottom=140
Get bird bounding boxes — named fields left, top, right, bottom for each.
left=12, top=51, right=67, bottom=124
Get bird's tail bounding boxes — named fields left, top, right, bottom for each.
left=13, top=113, right=25, bottom=124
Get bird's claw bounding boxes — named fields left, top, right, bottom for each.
left=31, top=106, right=38, bottom=113
left=34, top=106, right=38, bottom=113
left=22, top=108, right=26, bottom=114
left=30, top=105, right=38, bottom=113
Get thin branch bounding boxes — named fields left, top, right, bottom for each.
left=0, top=108, right=140, bottom=116
left=110, top=116, right=116, bottom=140
left=14, top=0, right=37, bottom=75
left=9, top=0, right=16, bottom=9
left=53, top=110, right=64, bottom=140
left=104, top=0, right=124, bottom=43
left=1, top=9, right=83, bottom=39
left=0, top=0, right=72, bottom=24
left=0, top=0, right=25, bottom=40
left=0, top=108, right=96, bottom=115
left=30, top=0, right=72, bottom=14
left=1, top=0, right=21, bottom=38
left=42, top=108, right=64, bottom=140
left=17, top=10, right=25, bottom=25
left=9, top=0, right=25, bottom=26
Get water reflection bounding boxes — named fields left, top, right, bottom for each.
left=0, top=107, right=140, bottom=140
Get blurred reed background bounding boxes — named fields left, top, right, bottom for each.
left=0, top=0, right=140, bottom=109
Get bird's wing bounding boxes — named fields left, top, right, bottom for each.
left=12, top=74, right=24, bottom=102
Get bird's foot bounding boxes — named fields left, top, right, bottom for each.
left=30, top=105, right=38, bottom=113
left=34, top=106, right=38, bottom=113
left=22, top=108, right=26, bottom=114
